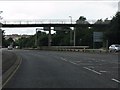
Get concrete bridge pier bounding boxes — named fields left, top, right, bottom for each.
left=48, top=27, right=52, bottom=47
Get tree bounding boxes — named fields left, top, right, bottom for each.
left=7, top=37, right=14, bottom=45
left=104, top=12, right=120, bottom=46
left=2, top=30, right=9, bottom=47
left=52, top=27, right=71, bottom=46
left=75, top=16, right=93, bottom=47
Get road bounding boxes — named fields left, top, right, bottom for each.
left=3, top=50, right=120, bottom=88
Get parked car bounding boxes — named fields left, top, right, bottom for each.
left=8, top=46, right=13, bottom=50
left=109, top=44, right=120, bottom=52
left=15, top=46, right=19, bottom=49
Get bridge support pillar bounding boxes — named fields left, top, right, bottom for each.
left=48, top=28, right=52, bottom=47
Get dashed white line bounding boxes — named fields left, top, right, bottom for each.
left=74, top=61, right=81, bottom=62
left=101, top=60, right=105, bottom=61
left=88, top=66, right=95, bottom=68
left=91, top=58, right=95, bottom=60
left=60, top=57, right=79, bottom=65
left=99, top=71, right=107, bottom=73
left=83, top=67, right=101, bottom=75
left=111, top=78, right=120, bottom=83
left=60, top=57, right=67, bottom=62
left=69, top=61, right=79, bottom=65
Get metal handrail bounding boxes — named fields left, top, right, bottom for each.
left=0, top=19, right=101, bottom=24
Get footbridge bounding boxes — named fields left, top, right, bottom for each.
left=1, top=19, right=110, bottom=28
left=0, top=19, right=110, bottom=47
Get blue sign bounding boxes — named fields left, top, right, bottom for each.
left=93, top=32, right=103, bottom=42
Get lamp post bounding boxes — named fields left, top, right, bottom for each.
left=73, top=27, right=76, bottom=46
left=69, top=16, right=72, bottom=45
left=0, top=11, right=3, bottom=20
left=35, top=28, right=42, bottom=48
left=35, top=28, right=38, bottom=48
left=69, top=16, right=72, bottom=24
left=0, top=11, right=3, bottom=48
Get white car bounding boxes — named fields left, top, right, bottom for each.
left=109, top=44, right=120, bottom=52
left=8, top=46, right=13, bottom=50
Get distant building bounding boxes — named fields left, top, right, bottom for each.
left=5, top=34, right=32, bottom=41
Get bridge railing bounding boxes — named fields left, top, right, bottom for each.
left=1, top=19, right=76, bottom=24
left=0, top=19, right=101, bottom=25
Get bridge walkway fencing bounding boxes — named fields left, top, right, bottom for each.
left=0, top=19, right=105, bottom=25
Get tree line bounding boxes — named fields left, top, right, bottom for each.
left=2, top=12, right=120, bottom=49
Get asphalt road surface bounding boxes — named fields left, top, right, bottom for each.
left=3, top=50, right=120, bottom=88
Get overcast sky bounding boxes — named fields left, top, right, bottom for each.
left=0, top=0, right=119, bottom=35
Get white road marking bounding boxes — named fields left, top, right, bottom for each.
left=87, top=58, right=95, bottom=60
left=60, top=57, right=79, bottom=65
left=88, top=61, right=92, bottom=62
left=99, top=71, right=107, bottom=73
left=83, top=67, right=101, bottom=75
left=74, top=61, right=81, bottom=62
left=101, top=60, right=105, bottom=61
left=91, top=58, right=95, bottom=60
left=69, top=61, right=79, bottom=65
left=60, top=57, right=67, bottom=62
left=111, top=78, right=120, bottom=83
left=88, top=66, right=95, bottom=68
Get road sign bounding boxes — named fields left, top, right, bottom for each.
left=43, top=27, right=50, bottom=31
left=93, top=32, right=103, bottom=42
left=54, top=27, right=71, bottom=31
left=54, top=27, right=62, bottom=31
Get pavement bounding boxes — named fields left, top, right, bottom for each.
left=2, top=50, right=120, bottom=88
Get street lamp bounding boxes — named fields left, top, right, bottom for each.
left=69, top=16, right=72, bottom=24
left=73, top=27, right=76, bottom=46
left=0, top=11, right=3, bottom=20
left=69, top=16, right=76, bottom=46
left=69, top=16, right=72, bottom=45
left=0, top=11, right=3, bottom=14
left=35, top=28, right=38, bottom=48
left=35, top=28, right=42, bottom=48
left=0, top=11, right=3, bottom=48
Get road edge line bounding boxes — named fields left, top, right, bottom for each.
left=2, top=55, right=22, bottom=88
